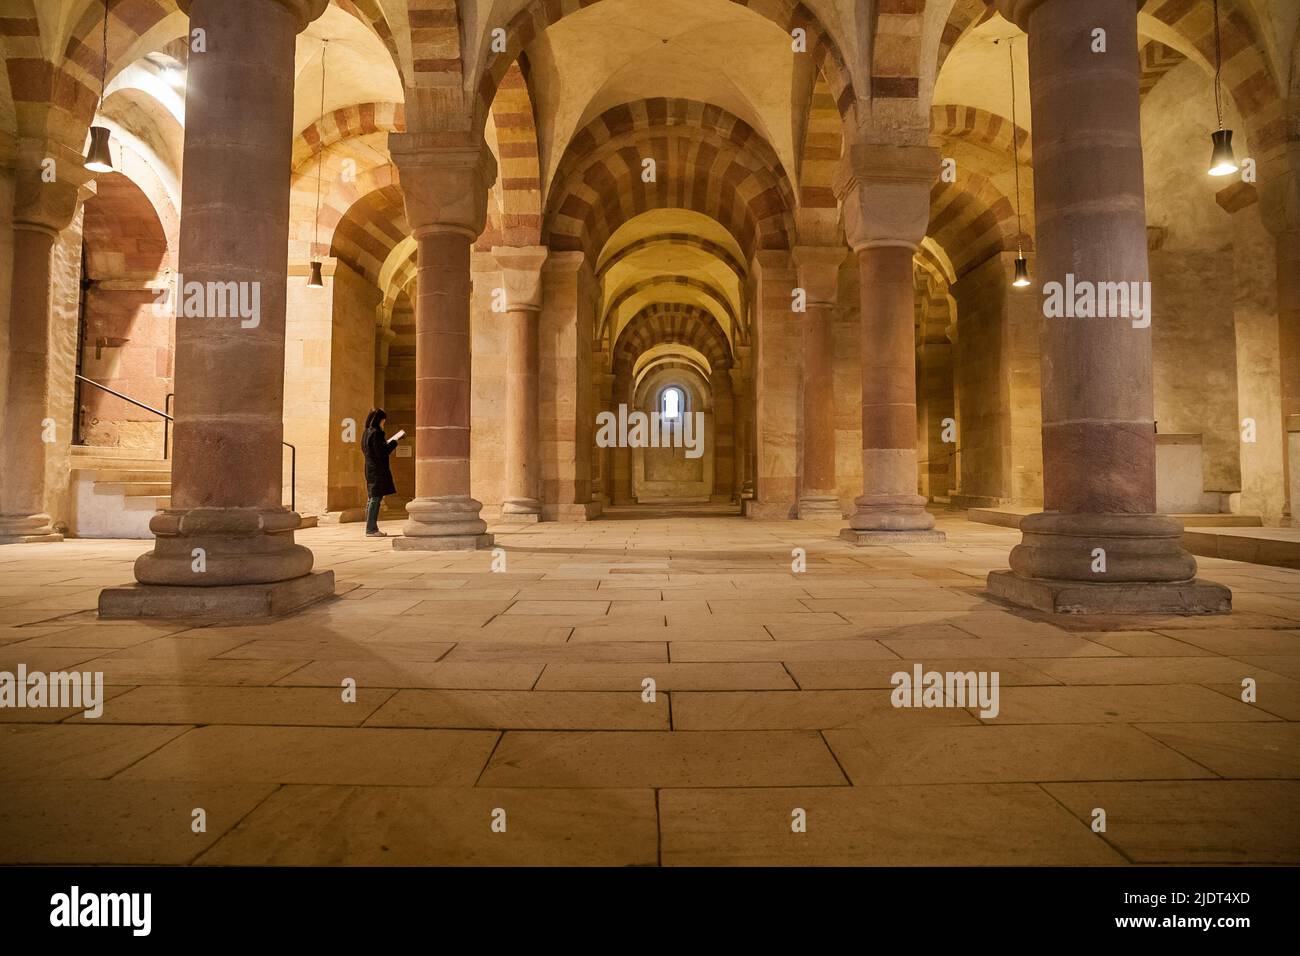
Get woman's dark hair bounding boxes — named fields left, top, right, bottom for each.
left=365, top=408, right=387, bottom=430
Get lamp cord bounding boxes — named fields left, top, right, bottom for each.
left=98, top=0, right=108, bottom=107
left=1008, top=38, right=1024, bottom=256
left=313, top=40, right=327, bottom=255
left=1213, top=0, right=1225, bottom=129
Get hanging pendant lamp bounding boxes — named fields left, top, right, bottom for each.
left=85, top=0, right=114, bottom=174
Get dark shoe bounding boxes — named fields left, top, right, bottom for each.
left=366, top=530, right=387, bottom=537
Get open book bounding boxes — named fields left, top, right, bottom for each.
left=390, top=429, right=405, bottom=442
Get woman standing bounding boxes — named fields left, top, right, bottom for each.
left=361, top=408, right=399, bottom=537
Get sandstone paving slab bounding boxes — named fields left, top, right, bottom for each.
left=762, top=622, right=973, bottom=642
left=5, top=623, right=192, bottom=648
left=274, top=660, right=542, bottom=690
left=1222, top=655, right=1300, bottom=680
left=0, top=780, right=278, bottom=864
left=116, top=725, right=499, bottom=785
left=1, top=723, right=192, bottom=780
left=1151, top=628, right=1300, bottom=657
left=215, top=639, right=455, bottom=662
left=71, top=685, right=398, bottom=726
left=1042, top=781, right=1300, bottom=863
left=0, top=685, right=134, bottom=723
left=442, top=641, right=667, bottom=663
left=1087, top=631, right=1215, bottom=656
left=984, top=684, right=1277, bottom=724
left=669, top=640, right=899, bottom=662
left=400, top=601, right=509, bottom=625
left=365, top=690, right=669, bottom=730
left=1023, top=656, right=1293, bottom=685
left=0, top=646, right=112, bottom=671
left=195, top=785, right=659, bottom=866
left=88, top=633, right=262, bottom=661
left=785, top=658, right=1058, bottom=690
left=823, top=723, right=1211, bottom=786
left=1135, top=722, right=1300, bottom=777
left=658, top=784, right=1123, bottom=866
left=86, top=658, right=310, bottom=686
left=477, top=730, right=847, bottom=788
left=536, top=662, right=796, bottom=691
left=879, top=635, right=1121, bottom=659
left=666, top=611, right=847, bottom=628
left=571, top=623, right=770, bottom=643
left=671, top=690, right=982, bottom=730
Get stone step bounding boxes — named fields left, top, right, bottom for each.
left=102, top=481, right=173, bottom=497
left=1181, top=527, right=1300, bottom=570
left=72, top=467, right=172, bottom=483
left=71, top=444, right=166, bottom=461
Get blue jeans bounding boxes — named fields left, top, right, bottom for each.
left=365, top=496, right=382, bottom=533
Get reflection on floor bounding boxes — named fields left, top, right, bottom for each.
left=1, top=513, right=1297, bottom=865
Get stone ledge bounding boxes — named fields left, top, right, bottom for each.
left=986, top=570, right=1232, bottom=615
left=0, top=532, right=64, bottom=544
left=392, top=533, right=494, bottom=551
left=98, top=571, right=339, bottom=619
left=839, top=529, right=948, bottom=546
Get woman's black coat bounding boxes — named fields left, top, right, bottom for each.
left=362, top=426, right=398, bottom=498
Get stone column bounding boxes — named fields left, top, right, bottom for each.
left=988, top=0, right=1228, bottom=612
left=834, top=144, right=944, bottom=544
left=0, top=147, right=88, bottom=543
left=101, top=0, right=332, bottom=617
left=596, top=370, right=615, bottom=503
left=494, top=245, right=547, bottom=522
left=388, top=131, right=496, bottom=550
left=794, top=246, right=845, bottom=518
left=709, top=368, right=735, bottom=501
left=731, top=366, right=752, bottom=501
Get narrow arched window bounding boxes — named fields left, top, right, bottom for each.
left=661, top=386, right=683, bottom=421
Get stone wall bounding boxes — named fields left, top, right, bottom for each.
left=951, top=252, right=1042, bottom=507
left=751, top=250, right=799, bottom=518
left=470, top=253, right=507, bottom=511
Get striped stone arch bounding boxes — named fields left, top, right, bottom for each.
left=603, top=276, right=741, bottom=342
left=293, top=101, right=406, bottom=168
left=46, top=0, right=401, bottom=147
left=475, top=60, right=542, bottom=250
left=598, top=234, right=747, bottom=280
left=289, top=140, right=397, bottom=260
left=935, top=0, right=994, bottom=77
left=328, top=181, right=410, bottom=286
left=1142, top=0, right=1287, bottom=171
left=545, top=98, right=797, bottom=261
left=928, top=169, right=1027, bottom=277
left=612, top=303, right=734, bottom=377
left=798, top=70, right=842, bottom=210
left=931, top=103, right=1030, bottom=166
left=471, top=0, right=858, bottom=134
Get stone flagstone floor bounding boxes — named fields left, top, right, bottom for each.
left=1, top=511, right=1298, bottom=866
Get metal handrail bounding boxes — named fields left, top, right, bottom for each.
left=74, top=374, right=297, bottom=512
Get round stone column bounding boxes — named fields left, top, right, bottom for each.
left=834, top=144, right=945, bottom=545
left=105, top=0, right=332, bottom=617
left=989, top=0, right=1228, bottom=613
left=0, top=156, right=85, bottom=543
left=389, top=133, right=497, bottom=550
left=494, top=246, right=548, bottom=522
left=793, top=246, right=845, bottom=519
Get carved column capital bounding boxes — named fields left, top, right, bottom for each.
left=389, top=131, right=497, bottom=239
left=834, top=144, right=940, bottom=252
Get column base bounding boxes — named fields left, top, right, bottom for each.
left=501, top=498, right=542, bottom=520
left=987, top=569, right=1232, bottom=615
left=743, top=500, right=798, bottom=519
left=497, top=511, right=541, bottom=524
left=0, top=513, right=63, bottom=543
left=847, top=493, right=936, bottom=532
left=839, top=528, right=948, bottom=546
left=393, top=533, right=494, bottom=552
left=542, top=502, right=603, bottom=522
left=799, top=495, right=842, bottom=519
left=99, top=571, right=338, bottom=620
left=135, top=508, right=314, bottom=585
